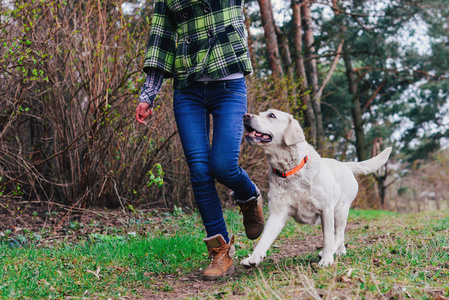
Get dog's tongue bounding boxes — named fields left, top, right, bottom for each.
left=246, top=131, right=260, bottom=137
left=246, top=131, right=267, bottom=139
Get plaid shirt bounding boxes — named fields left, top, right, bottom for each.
left=143, top=0, right=252, bottom=90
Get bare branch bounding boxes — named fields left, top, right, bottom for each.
left=316, top=39, right=344, bottom=100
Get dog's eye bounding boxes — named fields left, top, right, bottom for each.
left=269, top=113, right=276, bottom=118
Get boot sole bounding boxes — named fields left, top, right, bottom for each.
left=246, top=224, right=264, bottom=240
left=202, top=265, right=235, bottom=281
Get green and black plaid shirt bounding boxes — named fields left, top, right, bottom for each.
left=143, top=0, right=252, bottom=90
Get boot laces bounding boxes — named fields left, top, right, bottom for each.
left=208, top=247, right=227, bottom=268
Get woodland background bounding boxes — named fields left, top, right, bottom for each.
left=0, top=0, right=448, bottom=212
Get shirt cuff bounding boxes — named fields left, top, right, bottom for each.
left=139, top=68, right=164, bottom=107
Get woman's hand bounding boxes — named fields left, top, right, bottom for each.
left=136, top=102, right=153, bottom=125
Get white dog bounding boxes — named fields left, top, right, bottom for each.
left=241, top=109, right=392, bottom=267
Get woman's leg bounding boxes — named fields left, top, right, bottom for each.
left=173, top=85, right=230, bottom=243
left=208, top=78, right=264, bottom=239
left=209, top=78, right=257, bottom=200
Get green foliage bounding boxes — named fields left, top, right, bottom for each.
left=307, top=1, right=448, bottom=163
left=146, top=163, right=164, bottom=188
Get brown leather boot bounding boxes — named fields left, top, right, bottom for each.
left=235, top=188, right=264, bottom=240
left=203, top=234, right=235, bottom=280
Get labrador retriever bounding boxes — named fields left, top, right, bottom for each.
left=241, top=109, right=392, bottom=267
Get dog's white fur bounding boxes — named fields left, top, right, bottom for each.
left=241, top=109, right=392, bottom=267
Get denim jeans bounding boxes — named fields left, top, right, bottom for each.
left=173, top=77, right=256, bottom=243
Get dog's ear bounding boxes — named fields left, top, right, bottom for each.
left=283, top=116, right=305, bottom=146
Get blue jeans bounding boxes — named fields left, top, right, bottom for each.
left=173, top=77, right=256, bottom=243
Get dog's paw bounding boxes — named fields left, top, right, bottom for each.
left=318, top=250, right=323, bottom=257
left=318, top=257, right=334, bottom=267
left=336, top=246, right=346, bottom=256
left=240, top=255, right=262, bottom=268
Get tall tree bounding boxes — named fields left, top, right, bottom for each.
left=290, top=0, right=316, bottom=143
left=301, top=0, right=324, bottom=150
left=257, top=0, right=283, bottom=78
left=319, top=0, right=448, bottom=167
left=343, top=54, right=367, bottom=161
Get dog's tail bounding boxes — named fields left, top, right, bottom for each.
left=344, top=147, right=392, bottom=175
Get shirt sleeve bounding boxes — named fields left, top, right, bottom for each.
left=139, top=68, right=164, bottom=107
left=143, top=0, right=177, bottom=77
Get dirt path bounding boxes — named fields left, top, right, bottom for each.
left=136, top=223, right=361, bottom=300
left=0, top=201, right=360, bottom=299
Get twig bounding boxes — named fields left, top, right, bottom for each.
left=0, top=202, right=12, bottom=213
left=112, top=179, right=127, bottom=212
left=14, top=200, right=112, bottom=219
left=43, top=235, right=68, bottom=241
left=303, top=50, right=370, bottom=62
left=49, top=198, right=83, bottom=238
left=316, top=39, right=344, bottom=100
left=0, top=195, right=22, bottom=199
left=362, top=81, right=385, bottom=113
left=370, top=273, right=386, bottom=299
left=325, top=259, right=338, bottom=299
left=302, top=1, right=368, bottom=17
left=320, top=101, right=352, bottom=127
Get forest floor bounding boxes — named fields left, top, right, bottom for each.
left=0, top=199, right=448, bottom=299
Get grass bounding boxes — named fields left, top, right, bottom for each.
left=0, top=208, right=448, bottom=299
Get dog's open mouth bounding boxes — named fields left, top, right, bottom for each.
left=244, top=124, right=272, bottom=143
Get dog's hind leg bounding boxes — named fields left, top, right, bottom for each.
left=241, top=210, right=289, bottom=267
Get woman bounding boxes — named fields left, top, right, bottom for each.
left=135, top=0, right=263, bottom=280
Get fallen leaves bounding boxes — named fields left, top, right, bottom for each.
left=339, top=275, right=351, bottom=283
left=114, top=266, right=127, bottom=275
left=38, top=279, right=56, bottom=291
left=86, top=267, right=101, bottom=280
left=233, top=290, right=245, bottom=296
left=338, top=268, right=354, bottom=283
left=338, top=268, right=353, bottom=283
left=346, top=243, right=356, bottom=249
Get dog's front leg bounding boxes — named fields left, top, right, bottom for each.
left=318, top=208, right=335, bottom=267
left=241, top=211, right=289, bottom=267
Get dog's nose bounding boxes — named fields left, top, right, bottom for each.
left=243, top=113, right=253, bottom=120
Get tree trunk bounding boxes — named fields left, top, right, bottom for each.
left=258, top=0, right=283, bottom=78
left=290, top=0, right=316, bottom=143
left=274, top=24, right=292, bottom=78
left=301, top=0, right=324, bottom=150
left=343, top=54, right=367, bottom=161
left=274, top=22, right=295, bottom=108
left=375, top=171, right=388, bottom=208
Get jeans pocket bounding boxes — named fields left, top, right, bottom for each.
left=223, top=79, right=247, bottom=98
left=174, top=89, right=183, bottom=96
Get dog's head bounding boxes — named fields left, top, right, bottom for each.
left=243, top=109, right=305, bottom=148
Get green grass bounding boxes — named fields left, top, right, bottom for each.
left=0, top=209, right=206, bottom=298
left=348, top=208, right=399, bottom=221
left=0, top=209, right=448, bottom=299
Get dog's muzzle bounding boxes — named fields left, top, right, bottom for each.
left=243, top=114, right=272, bottom=144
